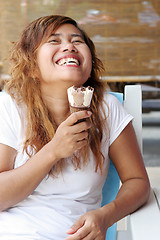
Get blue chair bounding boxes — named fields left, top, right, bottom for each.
left=102, top=86, right=143, bottom=240
left=102, top=92, right=123, bottom=240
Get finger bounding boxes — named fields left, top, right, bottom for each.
left=75, top=131, right=89, bottom=142
left=66, top=216, right=85, bottom=235
left=67, top=111, right=92, bottom=126
left=72, top=120, right=91, bottom=134
left=76, top=139, right=88, bottom=150
left=65, top=225, right=90, bottom=240
left=82, top=232, right=96, bottom=240
left=72, top=127, right=89, bottom=141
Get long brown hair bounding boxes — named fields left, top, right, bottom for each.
left=5, top=15, right=108, bottom=174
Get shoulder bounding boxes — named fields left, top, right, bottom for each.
left=103, top=92, right=123, bottom=106
left=0, top=91, right=16, bottom=107
left=102, top=91, right=133, bottom=119
left=0, top=91, right=24, bottom=109
left=0, top=91, right=25, bottom=150
left=102, top=92, right=133, bottom=145
left=101, top=92, right=124, bottom=116
left=0, top=91, right=23, bottom=120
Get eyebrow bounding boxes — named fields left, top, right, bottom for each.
left=50, top=33, right=84, bottom=39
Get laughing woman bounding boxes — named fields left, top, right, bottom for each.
left=0, top=15, right=150, bottom=240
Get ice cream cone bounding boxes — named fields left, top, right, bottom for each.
left=67, top=85, right=94, bottom=124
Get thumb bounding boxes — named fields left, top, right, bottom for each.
left=66, top=217, right=85, bottom=234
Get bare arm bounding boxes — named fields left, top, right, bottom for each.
left=65, top=122, right=150, bottom=240
left=102, top=122, right=150, bottom=227
left=0, top=110, right=91, bottom=212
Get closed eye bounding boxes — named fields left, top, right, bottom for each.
left=72, top=38, right=85, bottom=44
left=48, top=39, right=60, bottom=44
left=73, top=40, right=84, bottom=43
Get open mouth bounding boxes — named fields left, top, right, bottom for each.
left=56, top=57, right=80, bottom=66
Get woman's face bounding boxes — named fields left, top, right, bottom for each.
left=36, top=23, right=92, bottom=87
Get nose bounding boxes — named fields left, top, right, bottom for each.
left=62, top=42, right=77, bottom=53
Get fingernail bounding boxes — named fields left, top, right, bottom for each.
left=66, top=228, right=74, bottom=234
left=87, top=111, right=92, bottom=116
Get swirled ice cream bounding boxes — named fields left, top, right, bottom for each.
left=67, top=86, right=94, bottom=113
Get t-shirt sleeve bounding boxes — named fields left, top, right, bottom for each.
left=104, top=93, right=133, bottom=146
left=0, top=92, right=20, bottom=150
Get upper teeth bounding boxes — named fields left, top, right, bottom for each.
left=57, top=58, right=79, bottom=66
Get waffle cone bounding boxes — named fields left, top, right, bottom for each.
left=69, top=106, right=91, bottom=124
left=69, top=106, right=90, bottom=114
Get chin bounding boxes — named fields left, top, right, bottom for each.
left=62, top=77, right=88, bottom=86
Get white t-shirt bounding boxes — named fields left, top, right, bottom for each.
left=0, top=91, right=133, bottom=240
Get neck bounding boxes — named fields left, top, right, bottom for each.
left=41, top=84, right=70, bottom=125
